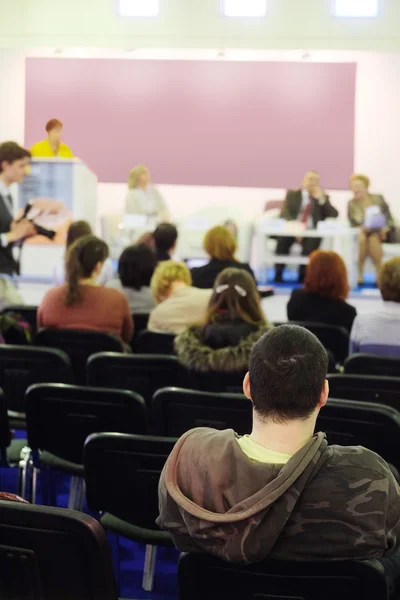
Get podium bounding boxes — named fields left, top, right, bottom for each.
left=18, top=158, right=97, bottom=279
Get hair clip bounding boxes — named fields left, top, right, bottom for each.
left=215, top=283, right=247, bottom=297
left=234, top=285, right=247, bottom=297
left=215, top=284, right=229, bottom=294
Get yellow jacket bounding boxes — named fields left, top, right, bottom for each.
left=30, top=139, right=74, bottom=158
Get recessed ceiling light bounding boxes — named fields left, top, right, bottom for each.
left=333, top=0, right=378, bottom=17
left=117, top=0, right=159, bottom=17
left=222, top=0, right=267, bottom=18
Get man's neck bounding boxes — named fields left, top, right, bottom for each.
left=0, top=173, right=11, bottom=189
left=168, top=280, right=187, bottom=295
left=250, top=412, right=317, bottom=456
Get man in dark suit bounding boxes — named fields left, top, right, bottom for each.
left=0, top=142, right=36, bottom=275
left=275, top=171, right=339, bottom=283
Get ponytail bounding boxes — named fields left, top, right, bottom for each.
left=64, top=235, right=109, bottom=306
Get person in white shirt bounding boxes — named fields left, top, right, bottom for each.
left=125, top=165, right=169, bottom=228
left=274, top=171, right=339, bottom=283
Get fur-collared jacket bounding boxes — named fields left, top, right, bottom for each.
left=174, top=319, right=273, bottom=373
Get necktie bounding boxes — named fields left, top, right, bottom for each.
left=301, top=201, right=312, bottom=225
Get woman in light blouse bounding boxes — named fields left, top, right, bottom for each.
left=125, top=165, right=169, bottom=225
left=348, top=174, right=394, bottom=285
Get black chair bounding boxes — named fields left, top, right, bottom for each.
left=178, top=552, right=388, bottom=600
left=279, top=321, right=349, bottom=364
left=25, top=383, right=148, bottom=508
left=135, top=329, right=176, bottom=354
left=84, top=432, right=176, bottom=592
left=87, top=353, right=187, bottom=409
left=2, top=305, right=38, bottom=339
left=132, top=313, right=150, bottom=336
left=0, top=345, right=73, bottom=428
left=328, top=374, right=400, bottom=411
left=345, top=353, right=400, bottom=377
left=0, top=499, right=117, bottom=600
left=318, top=397, right=400, bottom=472
left=36, top=328, right=124, bottom=384
left=0, top=388, right=27, bottom=472
left=186, top=369, right=247, bottom=394
left=152, top=387, right=252, bottom=436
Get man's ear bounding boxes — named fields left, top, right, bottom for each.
left=317, top=379, right=329, bottom=409
left=243, top=372, right=252, bottom=401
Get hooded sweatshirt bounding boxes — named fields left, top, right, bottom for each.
left=157, top=428, right=400, bottom=563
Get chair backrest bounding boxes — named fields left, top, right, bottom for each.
left=84, top=432, right=176, bottom=530
left=345, top=353, right=400, bottom=377
left=86, top=352, right=186, bottom=408
left=178, top=553, right=387, bottom=600
left=318, top=397, right=400, bottom=471
left=186, top=369, right=247, bottom=394
left=328, top=374, right=400, bottom=411
left=26, top=383, right=148, bottom=465
left=135, top=329, right=176, bottom=354
left=285, top=321, right=349, bottom=363
left=152, top=387, right=252, bottom=437
left=0, top=345, right=72, bottom=415
left=2, top=305, right=38, bottom=338
left=131, top=313, right=150, bottom=340
left=0, top=500, right=117, bottom=599
left=0, top=389, right=11, bottom=464
left=36, top=328, right=124, bottom=385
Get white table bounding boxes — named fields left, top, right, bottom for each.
left=254, top=223, right=360, bottom=288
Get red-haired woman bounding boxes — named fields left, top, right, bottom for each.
left=287, top=250, right=357, bottom=333
left=30, top=119, right=74, bottom=158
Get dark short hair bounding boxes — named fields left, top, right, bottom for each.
left=249, top=325, right=328, bottom=422
left=0, top=142, right=31, bottom=173
left=66, top=220, right=92, bottom=248
left=153, top=223, right=178, bottom=253
left=118, top=243, right=156, bottom=291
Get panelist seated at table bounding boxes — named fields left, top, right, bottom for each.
left=274, top=170, right=339, bottom=284
left=125, top=165, right=169, bottom=225
left=30, top=118, right=74, bottom=158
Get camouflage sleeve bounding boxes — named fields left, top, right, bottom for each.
left=383, top=463, right=400, bottom=555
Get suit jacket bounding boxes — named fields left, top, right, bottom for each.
left=0, top=194, right=18, bottom=275
left=281, top=190, right=339, bottom=227
left=287, top=288, right=357, bottom=334
left=347, top=194, right=394, bottom=228
left=191, top=259, right=255, bottom=290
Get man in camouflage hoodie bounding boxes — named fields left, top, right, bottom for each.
left=158, top=325, right=400, bottom=591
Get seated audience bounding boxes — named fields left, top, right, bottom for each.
left=38, top=235, right=133, bottom=343
left=149, top=260, right=211, bottom=333
left=107, top=243, right=156, bottom=313
left=287, top=250, right=356, bottom=333
left=191, top=225, right=255, bottom=289
left=53, top=220, right=114, bottom=286
left=158, top=325, right=400, bottom=595
left=350, top=257, right=400, bottom=356
left=348, top=174, right=394, bottom=285
left=153, top=223, right=178, bottom=262
left=0, top=277, right=24, bottom=311
left=275, top=170, right=339, bottom=283
left=175, top=268, right=273, bottom=372
left=136, top=231, right=156, bottom=252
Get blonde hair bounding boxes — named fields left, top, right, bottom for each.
left=128, top=165, right=148, bottom=189
left=378, top=258, right=400, bottom=303
left=150, top=260, right=192, bottom=304
left=204, top=226, right=238, bottom=261
left=350, top=173, right=370, bottom=190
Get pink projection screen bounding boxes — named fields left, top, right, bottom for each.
left=25, top=58, right=356, bottom=188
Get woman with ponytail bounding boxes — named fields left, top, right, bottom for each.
left=38, top=235, right=133, bottom=343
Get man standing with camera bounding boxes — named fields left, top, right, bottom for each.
left=0, top=142, right=36, bottom=275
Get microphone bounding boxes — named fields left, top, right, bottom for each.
left=18, top=202, right=56, bottom=240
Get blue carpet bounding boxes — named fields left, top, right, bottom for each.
left=262, top=267, right=377, bottom=292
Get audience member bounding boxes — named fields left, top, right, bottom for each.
left=158, top=325, right=400, bottom=595
left=175, top=268, right=272, bottom=372
left=38, top=235, right=133, bottom=343
left=53, top=220, right=114, bottom=286
left=153, top=223, right=178, bottom=262
left=0, top=277, right=24, bottom=310
left=287, top=250, right=356, bottom=333
left=136, top=231, right=156, bottom=252
left=107, top=243, right=156, bottom=313
left=30, top=119, right=74, bottom=158
left=125, top=165, right=169, bottom=224
left=348, top=174, right=394, bottom=285
left=191, top=225, right=254, bottom=289
left=149, top=260, right=211, bottom=333
left=275, top=171, right=339, bottom=283
left=350, top=257, right=400, bottom=356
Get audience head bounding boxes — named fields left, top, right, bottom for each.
left=136, top=231, right=156, bottom=252
left=350, top=174, right=370, bottom=201
left=65, top=235, right=109, bottom=306
left=0, top=142, right=31, bottom=183
left=46, top=119, right=63, bottom=146
left=66, top=220, right=92, bottom=248
left=207, top=268, right=265, bottom=326
left=245, top=325, right=329, bottom=423
left=118, top=243, right=156, bottom=291
left=378, top=258, right=400, bottom=303
left=304, top=250, right=349, bottom=301
left=151, top=260, right=191, bottom=303
left=302, top=170, right=320, bottom=195
left=128, top=165, right=150, bottom=190
left=204, top=225, right=237, bottom=261
left=153, top=223, right=178, bottom=256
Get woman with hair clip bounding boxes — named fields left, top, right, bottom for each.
left=175, top=268, right=273, bottom=373
left=38, top=235, right=133, bottom=343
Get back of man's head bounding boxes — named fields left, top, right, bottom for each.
left=249, top=325, right=328, bottom=422
left=153, top=223, right=178, bottom=253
